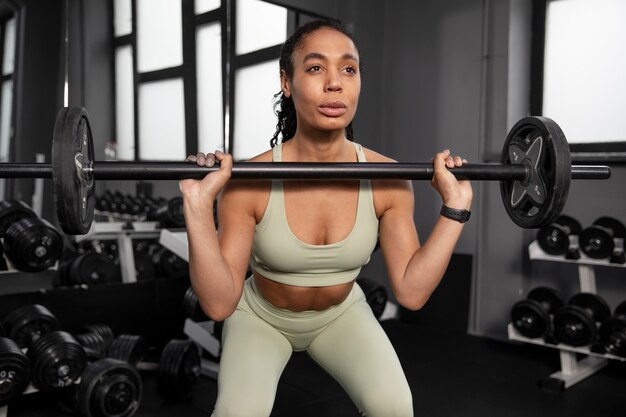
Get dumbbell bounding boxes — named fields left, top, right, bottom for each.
left=510, top=287, right=564, bottom=339
left=356, top=277, right=389, bottom=320
left=2, top=304, right=60, bottom=348
left=74, top=324, right=116, bottom=360
left=0, top=200, right=37, bottom=237
left=579, top=216, right=626, bottom=259
left=65, top=250, right=120, bottom=286
left=147, top=197, right=185, bottom=228
left=553, top=293, right=611, bottom=347
left=109, top=336, right=201, bottom=401
left=598, top=301, right=626, bottom=358
left=536, top=215, right=582, bottom=256
left=152, top=247, right=188, bottom=278
left=0, top=337, right=31, bottom=406
left=2, top=304, right=87, bottom=391
left=56, top=357, right=143, bottom=417
left=133, top=240, right=159, bottom=281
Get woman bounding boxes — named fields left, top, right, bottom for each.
left=181, top=19, right=472, bottom=417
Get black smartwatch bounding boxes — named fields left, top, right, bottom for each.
left=440, top=205, right=471, bottom=223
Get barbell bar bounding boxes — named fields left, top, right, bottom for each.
left=0, top=107, right=613, bottom=235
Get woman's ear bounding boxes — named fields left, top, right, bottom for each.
left=280, top=70, right=291, bottom=98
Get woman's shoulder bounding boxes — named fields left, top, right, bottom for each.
left=359, top=145, right=397, bottom=163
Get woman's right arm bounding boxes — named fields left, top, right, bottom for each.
left=180, top=151, right=256, bottom=321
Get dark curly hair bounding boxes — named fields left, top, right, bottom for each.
left=270, top=19, right=361, bottom=148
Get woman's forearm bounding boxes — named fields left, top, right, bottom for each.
left=396, top=216, right=465, bottom=310
left=184, top=201, right=240, bottom=320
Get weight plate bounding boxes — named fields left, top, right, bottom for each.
left=153, top=248, right=188, bottom=278
left=4, top=217, right=64, bottom=272
left=553, top=305, right=597, bottom=346
left=77, top=358, right=142, bottom=417
left=526, top=286, right=564, bottom=314
left=148, top=197, right=185, bottom=228
left=182, top=286, right=208, bottom=322
left=598, top=316, right=626, bottom=357
left=511, top=299, right=551, bottom=339
left=52, top=106, right=96, bottom=235
left=0, top=337, right=31, bottom=406
left=593, top=216, right=626, bottom=238
left=536, top=224, right=570, bottom=255
left=500, top=117, right=571, bottom=228
left=158, top=339, right=201, bottom=401
left=614, top=300, right=626, bottom=317
left=569, top=293, right=611, bottom=322
left=555, top=215, right=582, bottom=236
left=0, top=200, right=37, bottom=237
left=357, top=277, right=388, bottom=319
left=0, top=322, right=4, bottom=337
left=579, top=225, right=615, bottom=259
left=108, top=335, right=147, bottom=366
left=2, top=304, right=60, bottom=348
left=27, top=330, right=87, bottom=391
left=69, top=251, right=119, bottom=286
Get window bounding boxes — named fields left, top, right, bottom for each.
left=112, top=0, right=326, bottom=161
left=533, top=0, right=626, bottom=149
left=0, top=14, right=17, bottom=199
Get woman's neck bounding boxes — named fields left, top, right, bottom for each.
left=283, top=128, right=354, bottom=162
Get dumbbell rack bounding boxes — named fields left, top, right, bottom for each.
left=74, top=221, right=167, bottom=283
left=507, top=239, right=626, bottom=392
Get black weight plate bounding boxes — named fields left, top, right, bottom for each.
left=69, top=251, right=119, bottom=286
left=77, top=358, right=142, bottom=417
left=553, top=305, right=597, bottom=346
left=108, top=335, right=147, bottom=366
left=52, top=106, right=96, bottom=235
left=598, top=316, right=626, bottom=357
left=614, top=300, right=626, bottom=317
left=0, top=337, right=31, bottom=406
left=569, top=293, right=611, bottom=322
left=0, top=200, right=37, bottom=237
left=2, top=304, right=60, bottom=348
left=357, top=277, right=388, bottom=319
left=4, top=217, right=64, bottom=272
left=579, top=225, right=615, bottom=259
left=158, top=339, right=201, bottom=401
left=182, top=287, right=208, bottom=322
left=500, top=117, right=571, bottom=229
left=527, top=286, right=564, bottom=314
left=593, top=216, right=626, bottom=238
left=511, top=299, right=551, bottom=339
left=133, top=252, right=156, bottom=281
left=536, top=224, right=570, bottom=255
left=148, top=197, right=185, bottom=228
left=82, top=325, right=115, bottom=352
left=27, top=330, right=87, bottom=391
left=153, top=248, right=188, bottom=278
left=0, top=321, right=4, bottom=337
left=555, top=214, right=582, bottom=235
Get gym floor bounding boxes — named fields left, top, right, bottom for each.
left=6, top=319, right=626, bottom=417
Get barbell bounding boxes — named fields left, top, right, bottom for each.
left=0, top=107, right=612, bottom=235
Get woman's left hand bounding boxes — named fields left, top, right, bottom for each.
left=431, top=150, right=473, bottom=210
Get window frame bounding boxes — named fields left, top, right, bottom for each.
left=112, top=0, right=329, bottom=161
left=530, top=0, right=626, bottom=161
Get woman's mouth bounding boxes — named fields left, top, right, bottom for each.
left=318, top=101, right=347, bottom=117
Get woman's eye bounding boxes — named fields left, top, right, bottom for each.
left=307, top=65, right=321, bottom=72
left=344, top=66, right=357, bottom=74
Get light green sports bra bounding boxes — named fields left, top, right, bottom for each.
left=250, top=142, right=380, bottom=287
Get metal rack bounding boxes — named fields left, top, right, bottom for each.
left=508, top=240, right=626, bottom=392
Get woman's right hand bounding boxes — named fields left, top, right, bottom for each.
left=179, top=150, right=233, bottom=203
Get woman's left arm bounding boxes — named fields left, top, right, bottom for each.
left=378, top=150, right=472, bottom=311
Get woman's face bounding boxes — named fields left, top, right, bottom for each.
left=281, top=28, right=361, bottom=137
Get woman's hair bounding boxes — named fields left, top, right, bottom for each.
left=270, top=19, right=361, bottom=148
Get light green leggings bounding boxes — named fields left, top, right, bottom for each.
left=211, top=278, right=413, bottom=417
